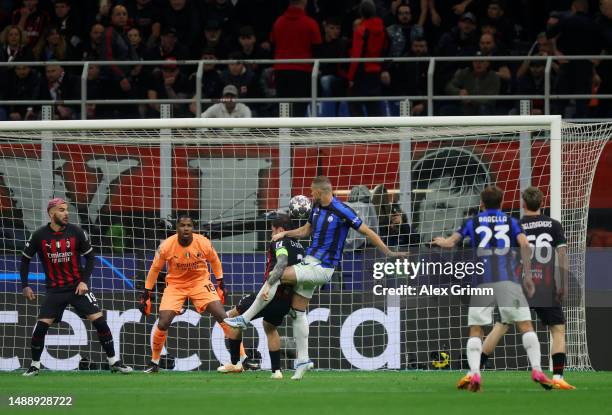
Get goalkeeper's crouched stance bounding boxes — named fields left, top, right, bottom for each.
left=139, top=215, right=231, bottom=373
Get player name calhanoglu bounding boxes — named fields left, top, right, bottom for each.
left=372, top=284, right=494, bottom=296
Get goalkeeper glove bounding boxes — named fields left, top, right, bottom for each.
left=216, top=279, right=227, bottom=305
left=138, top=289, right=152, bottom=316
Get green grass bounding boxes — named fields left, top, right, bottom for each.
left=1, top=371, right=612, bottom=415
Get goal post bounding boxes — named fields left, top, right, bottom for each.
left=0, top=115, right=607, bottom=372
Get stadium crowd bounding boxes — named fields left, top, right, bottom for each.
left=0, top=0, right=611, bottom=119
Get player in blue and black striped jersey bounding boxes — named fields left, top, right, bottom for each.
left=433, top=186, right=553, bottom=392
left=480, top=186, right=575, bottom=390
left=225, top=176, right=407, bottom=379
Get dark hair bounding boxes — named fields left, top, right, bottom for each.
left=359, top=0, right=376, bottom=18
left=175, top=214, right=193, bottom=227
left=272, top=213, right=292, bottom=230
left=227, top=51, right=244, bottom=61
left=480, top=186, right=503, bottom=209
left=325, top=16, right=342, bottom=26
left=522, top=186, right=543, bottom=211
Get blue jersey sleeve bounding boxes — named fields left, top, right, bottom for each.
left=510, top=218, right=524, bottom=241
left=456, top=218, right=473, bottom=241
left=335, top=202, right=363, bottom=230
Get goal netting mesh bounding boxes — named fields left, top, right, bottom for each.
left=0, top=118, right=609, bottom=372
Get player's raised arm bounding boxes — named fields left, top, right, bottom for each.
left=357, top=222, right=407, bottom=257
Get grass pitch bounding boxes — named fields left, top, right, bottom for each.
left=1, top=370, right=611, bottom=415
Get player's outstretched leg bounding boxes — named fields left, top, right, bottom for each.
left=23, top=320, right=51, bottom=376
left=291, top=308, right=312, bottom=380
left=90, top=316, right=132, bottom=374
left=224, top=282, right=281, bottom=329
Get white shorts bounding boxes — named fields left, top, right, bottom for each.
left=292, top=256, right=335, bottom=300
left=467, top=281, right=531, bottom=326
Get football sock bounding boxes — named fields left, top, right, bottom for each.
left=241, top=281, right=280, bottom=323
left=292, top=309, right=309, bottom=362
left=151, top=327, right=167, bottom=365
left=31, top=321, right=50, bottom=363
left=92, top=317, right=115, bottom=358
left=522, top=331, right=542, bottom=371
left=552, top=352, right=566, bottom=379
left=229, top=339, right=242, bottom=365
left=466, top=337, right=482, bottom=375
left=270, top=349, right=281, bottom=372
left=480, top=352, right=490, bottom=368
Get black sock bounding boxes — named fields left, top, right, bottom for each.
left=31, top=321, right=50, bottom=362
left=229, top=339, right=241, bottom=365
left=552, top=352, right=565, bottom=377
left=269, top=350, right=281, bottom=372
left=480, top=352, right=489, bottom=368
left=92, top=317, right=115, bottom=358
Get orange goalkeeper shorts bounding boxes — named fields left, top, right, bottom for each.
left=159, top=282, right=220, bottom=314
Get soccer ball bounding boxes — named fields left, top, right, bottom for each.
left=289, top=195, right=312, bottom=219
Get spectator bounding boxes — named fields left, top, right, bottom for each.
left=382, top=36, right=429, bottom=116
left=128, top=28, right=146, bottom=59
left=144, top=26, right=189, bottom=63
left=515, top=59, right=548, bottom=115
left=199, top=19, right=233, bottom=59
left=481, top=0, right=514, bottom=52
left=383, top=205, right=411, bottom=247
left=0, top=24, right=34, bottom=62
left=270, top=0, right=322, bottom=117
left=344, top=185, right=378, bottom=251
left=220, top=51, right=261, bottom=100
left=371, top=184, right=392, bottom=237
left=235, top=25, right=271, bottom=75
left=77, top=23, right=104, bottom=60
left=319, top=17, right=349, bottom=116
left=36, top=25, right=75, bottom=61
left=348, top=0, right=387, bottom=117
left=233, top=0, right=285, bottom=44
left=51, top=0, right=82, bottom=49
left=478, top=32, right=512, bottom=112
left=6, top=63, right=41, bottom=121
left=189, top=48, right=224, bottom=113
left=547, top=0, right=603, bottom=117
left=85, top=64, right=111, bottom=119
left=386, top=3, right=423, bottom=58
left=126, top=0, right=162, bottom=48
left=444, top=51, right=501, bottom=115
left=201, top=84, right=252, bottom=118
left=161, top=0, right=200, bottom=52
left=98, top=5, right=138, bottom=118
left=435, top=11, right=478, bottom=91
left=516, top=32, right=560, bottom=79
left=203, top=0, right=236, bottom=34
left=146, top=57, right=193, bottom=118
left=127, top=27, right=147, bottom=115
left=38, top=62, right=80, bottom=119
left=12, top=0, right=49, bottom=50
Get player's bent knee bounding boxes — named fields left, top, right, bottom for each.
left=38, top=318, right=54, bottom=325
left=469, top=326, right=484, bottom=338
left=86, top=312, right=103, bottom=321
left=549, top=324, right=565, bottom=335
left=280, top=266, right=297, bottom=285
left=263, top=321, right=277, bottom=334
left=291, top=294, right=309, bottom=311
left=157, top=311, right=176, bottom=330
left=516, top=320, right=534, bottom=333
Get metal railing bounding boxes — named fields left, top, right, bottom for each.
left=0, top=55, right=611, bottom=119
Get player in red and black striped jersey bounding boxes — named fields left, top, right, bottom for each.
left=19, top=198, right=132, bottom=376
left=219, top=214, right=305, bottom=379
left=481, top=187, right=575, bottom=390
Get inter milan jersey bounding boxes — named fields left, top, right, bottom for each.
left=307, top=197, right=363, bottom=268
left=22, top=223, right=93, bottom=292
left=520, top=214, right=566, bottom=301
left=265, top=236, right=305, bottom=301
left=457, top=209, right=523, bottom=284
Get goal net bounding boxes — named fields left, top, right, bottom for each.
left=0, top=116, right=608, bottom=372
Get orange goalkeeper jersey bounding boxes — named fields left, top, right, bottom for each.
left=145, top=233, right=223, bottom=289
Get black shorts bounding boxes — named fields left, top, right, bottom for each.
left=39, top=290, right=101, bottom=323
left=236, top=293, right=291, bottom=327
left=532, top=306, right=565, bottom=326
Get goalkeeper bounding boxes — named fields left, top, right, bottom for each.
left=140, top=214, right=228, bottom=373
left=218, top=214, right=304, bottom=378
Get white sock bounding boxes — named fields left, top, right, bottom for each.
left=522, top=331, right=542, bottom=371
left=292, top=309, right=309, bottom=362
left=31, top=361, right=41, bottom=369
left=151, top=358, right=160, bottom=365
left=107, top=356, right=119, bottom=365
left=242, top=281, right=280, bottom=323
left=553, top=374, right=563, bottom=380
left=466, top=337, right=482, bottom=375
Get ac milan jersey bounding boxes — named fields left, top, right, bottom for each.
left=22, top=223, right=93, bottom=292
left=265, top=236, right=304, bottom=300
left=520, top=214, right=566, bottom=302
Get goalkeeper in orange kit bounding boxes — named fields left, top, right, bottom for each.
left=139, top=214, right=247, bottom=372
